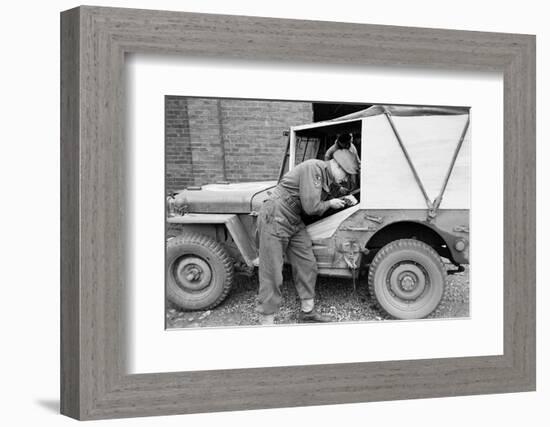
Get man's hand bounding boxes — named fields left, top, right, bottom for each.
left=341, top=194, right=358, bottom=206
left=328, top=198, right=346, bottom=210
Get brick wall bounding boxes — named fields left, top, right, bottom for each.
left=165, top=96, right=313, bottom=192
left=165, top=97, right=193, bottom=191
left=186, top=98, right=225, bottom=186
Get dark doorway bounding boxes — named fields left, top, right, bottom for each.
left=312, top=102, right=371, bottom=122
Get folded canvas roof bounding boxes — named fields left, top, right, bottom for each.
left=330, top=105, right=470, bottom=121
left=292, top=105, right=470, bottom=132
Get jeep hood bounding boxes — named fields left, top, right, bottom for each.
left=174, top=181, right=277, bottom=214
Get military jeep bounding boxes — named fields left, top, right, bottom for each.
left=166, top=104, right=470, bottom=320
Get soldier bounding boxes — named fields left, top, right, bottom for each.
left=324, top=133, right=360, bottom=164
left=256, top=149, right=359, bottom=325
left=325, top=133, right=361, bottom=193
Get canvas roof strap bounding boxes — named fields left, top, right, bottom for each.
left=383, top=108, right=470, bottom=221
left=430, top=115, right=471, bottom=217
left=383, top=109, right=434, bottom=211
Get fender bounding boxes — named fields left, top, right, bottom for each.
left=167, top=213, right=258, bottom=267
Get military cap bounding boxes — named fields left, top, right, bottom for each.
left=332, top=149, right=359, bottom=175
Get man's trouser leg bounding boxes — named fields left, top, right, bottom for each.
left=257, top=226, right=288, bottom=315
left=287, top=227, right=317, bottom=305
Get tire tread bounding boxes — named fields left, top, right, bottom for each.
left=367, top=239, right=446, bottom=319
left=167, top=232, right=234, bottom=310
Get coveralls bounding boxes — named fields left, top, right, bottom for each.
left=256, top=159, right=339, bottom=315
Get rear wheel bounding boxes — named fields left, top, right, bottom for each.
left=368, top=239, right=446, bottom=319
left=167, top=233, right=234, bottom=310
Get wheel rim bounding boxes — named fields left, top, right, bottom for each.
left=172, top=256, right=212, bottom=292
left=383, top=260, right=434, bottom=312
left=387, top=262, right=427, bottom=301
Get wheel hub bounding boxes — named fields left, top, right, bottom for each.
left=185, top=267, right=201, bottom=282
left=174, top=256, right=212, bottom=292
left=387, top=263, right=427, bottom=301
left=399, top=273, right=417, bottom=291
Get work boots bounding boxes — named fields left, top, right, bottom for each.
left=298, top=309, right=333, bottom=323
left=258, top=309, right=333, bottom=325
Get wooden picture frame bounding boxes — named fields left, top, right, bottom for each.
left=60, top=6, right=536, bottom=420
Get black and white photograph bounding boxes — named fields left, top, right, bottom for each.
left=2, top=0, right=543, bottom=424
left=165, top=97, right=471, bottom=328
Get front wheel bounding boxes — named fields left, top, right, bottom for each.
left=368, top=239, right=446, bottom=319
left=167, top=232, right=234, bottom=310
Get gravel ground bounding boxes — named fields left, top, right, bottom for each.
left=166, top=262, right=470, bottom=329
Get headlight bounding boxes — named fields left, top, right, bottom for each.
left=454, top=239, right=466, bottom=252
left=167, top=195, right=176, bottom=217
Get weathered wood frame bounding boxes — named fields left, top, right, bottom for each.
left=60, top=6, right=536, bottom=420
